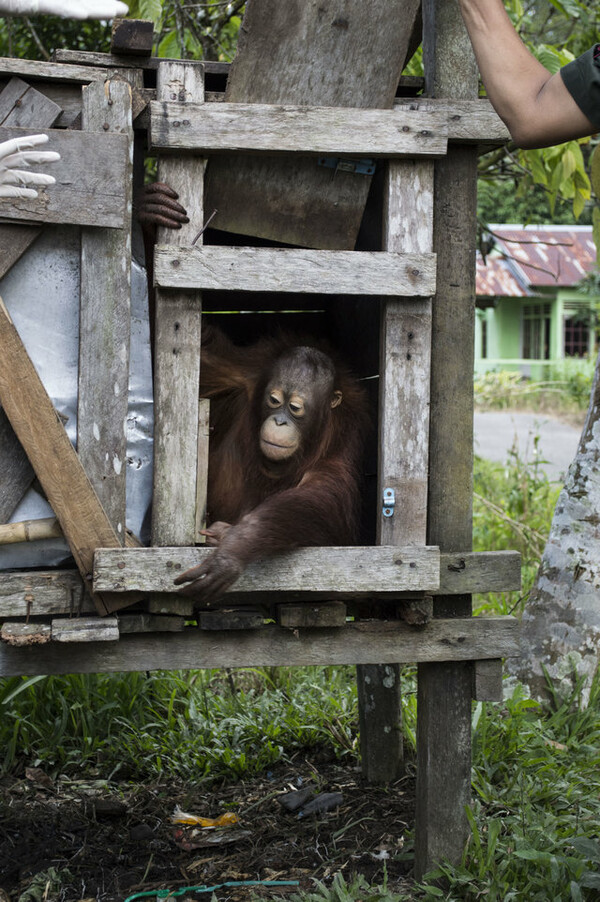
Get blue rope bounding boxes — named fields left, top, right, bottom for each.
left=124, top=879, right=300, bottom=902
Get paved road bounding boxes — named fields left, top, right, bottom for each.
left=474, top=411, right=582, bottom=482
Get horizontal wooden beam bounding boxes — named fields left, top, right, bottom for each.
left=154, top=246, right=436, bottom=296
left=0, top=126, right=129, bottom=229
left=94, top=545, right=441, bottom=598
left=0, top=569, right=92, bottom=618
left=0, top=56, right=126, bottom=84
left=0, top=550, right=521, bottom=618
left=439, top=551, right=521, bottom=595
left=395, top=98, right=509, bottom=145
left=0, top=616, right=520, bottom=676
left=150, top=101, right=448, bottom=157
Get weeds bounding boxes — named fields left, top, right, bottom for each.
left=474, top=363, right=594, bottom=421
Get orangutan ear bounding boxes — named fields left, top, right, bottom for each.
left=331, top=390, right=343, bottom=409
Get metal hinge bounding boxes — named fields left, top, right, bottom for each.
left=382, top=487, right=395, bottom=518
left=317, top=157, right=376, bottom=176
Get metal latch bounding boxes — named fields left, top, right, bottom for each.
left=382, top=487, right=395, bottom=518
left=317, top=157, right=376, bottom=176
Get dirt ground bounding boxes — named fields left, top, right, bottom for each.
left=0, top=756, right=416, bottom=902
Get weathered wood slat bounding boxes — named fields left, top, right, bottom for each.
left=395, top=97, right=509, bottom=145
left=79, top=80, right=133, bottom=539
left=439, top=551, right=521, bottom=595
left=1, top=552, right=521, bottom=619
left=415, top=0, right=481, bottom=879
left=150, top=102, right=448, bottom=158
left=1, top=622, right=51, bottom=646
left=204, top=0, right=421, bottom=249
left=357, top=159, right=435, bottom=784
left=0, top=127, right=129, bottom=228
left=151, top=61, right=206, bottom=552
left=154, top=247, right=436, bottom=297
left=94, top=545, right=441, bottom=597
left=0, top=569, right=91, bottom=618
left=0, top=617, right=520, bottom=677
left=0, top=76, right=62, bottom=127
left=51, top=617, right=119, bottom=642
left=0, top=406, right=34, bottom=521
left=0, top=297, right=122, bottom=614
left=0, top=55, right=137, bottom=84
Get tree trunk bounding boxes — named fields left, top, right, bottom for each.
left=508, top=348, right=600, bottom=703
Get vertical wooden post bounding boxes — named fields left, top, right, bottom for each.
left=357, top=161, right=434, bottom=781
left=415, top=0, right=479, bottom=877
left=79, top=79, right=134, bottom=539
left=151, top=61, right=206, bottom=551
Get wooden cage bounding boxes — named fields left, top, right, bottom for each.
left=0, top=1, right=519, bottom=877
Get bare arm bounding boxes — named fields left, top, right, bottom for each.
left=457, top=0, right=596, bottom=147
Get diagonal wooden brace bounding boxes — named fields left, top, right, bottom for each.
left=0, top=296, right=129, bottom=615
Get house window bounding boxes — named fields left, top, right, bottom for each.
left=481, top=318, right=488, bottom=359
left=522, top=302, right=551, bottom=359
left=563, top=304, right=591, bottom=357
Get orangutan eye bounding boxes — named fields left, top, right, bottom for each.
left=268, top=392, right=283, bottom=408
left=289, top=400, right=305, bottom=417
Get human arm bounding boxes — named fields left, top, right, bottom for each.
left=0, top=0, right=128, bottom=17
left=0, top=133, right=59, bottom=199
left=456, top=0, right=597, bottom=147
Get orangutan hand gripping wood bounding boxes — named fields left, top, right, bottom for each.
left=174, top=326, right=369, bottom=603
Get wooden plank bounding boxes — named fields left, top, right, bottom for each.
left=439, top=551, right=521, bottom=595
left=118, top=613, right=185, bottom=633
left=0, top=78, right=59, bottom=278
left=415, top=0, right=481, bottom=879
left=154, top=247, right=436, bottom=297
left=1, top=622, right=51, bottom=646
left=78, top=80, right=133, bottom=539
left=199, top=609, right=265, bottom=630
left=111, top=18, right=154, bottom=56
left=0, top=56, right=140, bottom=84
left=0, top=297, right=123, bottom=615
left=473, top=659, right=504, bottom=702
left=0, top=617, right=520, bottom=677
left=0, top=569, right=91, bottom=618
left=150, top=101, right=448, bottom=158
left=277, top=602, right=347, bottom=629
left=0, top=406, right=34, bottom=521
left=0, top=127, right=129, bottom=228
left=151, top=60, right=205, bottom=550
left=94, top=545, right=441, bottom=597
left=204, top=0, right=422, bottom=249
left=357, top=159, right=435, bottom=784
left=395, top=97, right=509, bottom=145
left=0, top=224, right=42, bottom=280
left=0, top=76, right=62, bottom=127
left=51, top=617, right=119, bottom=642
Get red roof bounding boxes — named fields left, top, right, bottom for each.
left=476, top=225, right=597, bottom=297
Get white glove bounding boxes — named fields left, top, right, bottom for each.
left=0, top=0, right=128, bottom=18
left=0, top=133, right=60, bottom=199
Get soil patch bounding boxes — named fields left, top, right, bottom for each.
left=0, top=757, right=415, bottom=902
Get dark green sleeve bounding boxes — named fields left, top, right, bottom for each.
left=560, top=45, right=600, bottom=129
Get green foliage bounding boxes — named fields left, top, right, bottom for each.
left=0, top=666, right=358, bottom=780
left=283, top=870, right=411, bottom=902
left=474, top=364, right=595, bottom=415
left=420, top=678, right=600, bottom=900
left=473, top=449, right=560, bottom=609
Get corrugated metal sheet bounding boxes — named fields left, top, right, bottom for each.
left=476, top=253, right=529, bottom=297
left=489, top=224, right=596, bottom=288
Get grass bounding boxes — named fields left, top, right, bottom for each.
left=3, top=427, right=600, bottom=899
left=474, top=363, right=594, bottom=425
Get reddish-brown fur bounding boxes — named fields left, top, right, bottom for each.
left=174, top=325, right=369, bottom=603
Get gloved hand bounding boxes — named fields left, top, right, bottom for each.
left=0, top=0, right=128, bottom=18
left=0, top=133, right=60, bottom=199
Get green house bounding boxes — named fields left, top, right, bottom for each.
left=475, top=225, right=598, bottom=379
